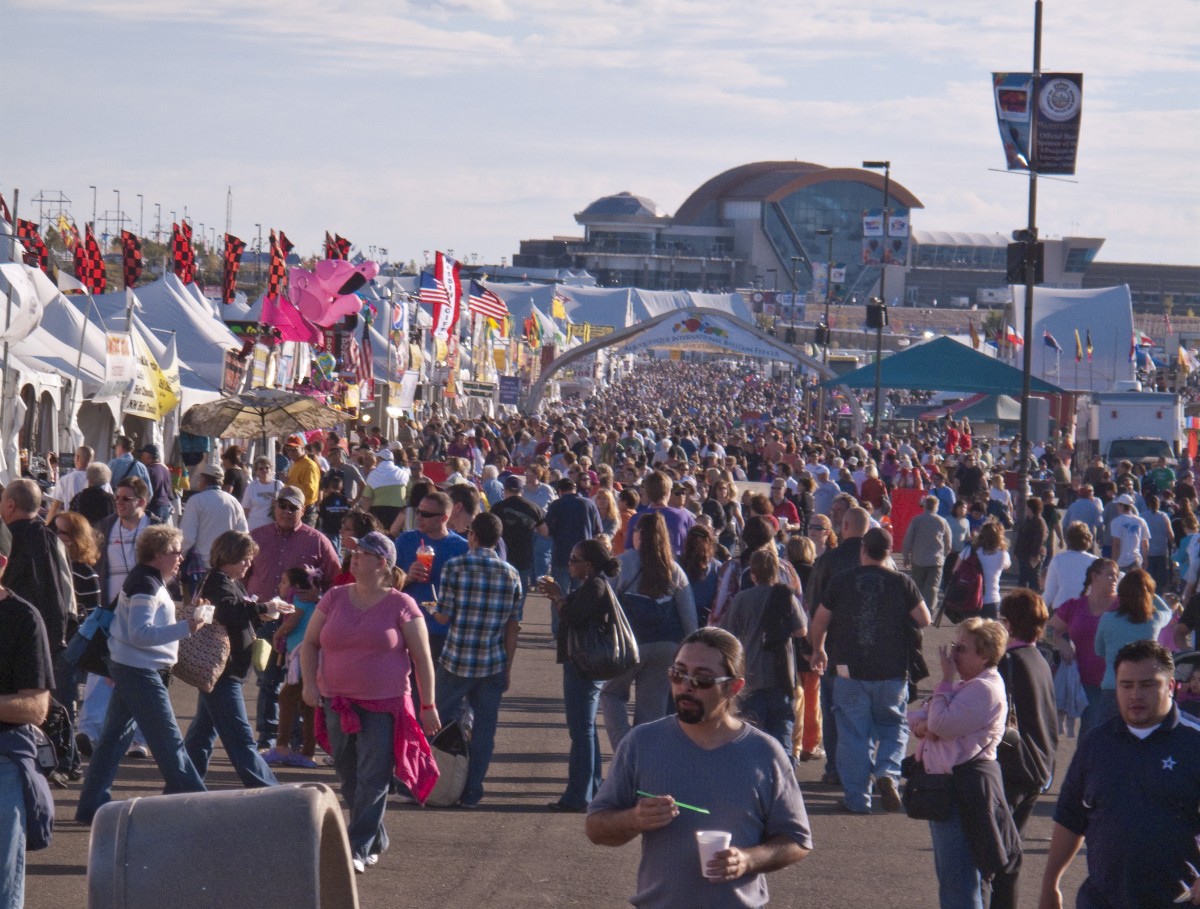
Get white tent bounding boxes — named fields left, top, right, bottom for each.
left=1014, top=285, right=1136, bottom=393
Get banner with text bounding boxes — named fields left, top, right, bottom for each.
left=992, top=72, right=1083, bottom=175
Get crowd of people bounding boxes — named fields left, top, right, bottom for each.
left=5, top=358, right=1200, bottom=907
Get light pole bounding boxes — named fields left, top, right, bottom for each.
left=255, top=224, right=262, bottom=284
left=113, top=189, right=121, bottom=232
left=863, top=161, right=892, bottom=438
left=88, top=185, right=96, bottom=227
left=154, top=203, right=161, bottom=242
left=815, top=229, right=834, bottom=427
left=136, top=194, right=143, bottom=236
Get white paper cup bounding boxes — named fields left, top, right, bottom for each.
left=194, top=604, right=214, bottom=622
left=696, top=830, right=731, bottom=879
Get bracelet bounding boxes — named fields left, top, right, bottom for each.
left=421, top=704, right=435, bottom=710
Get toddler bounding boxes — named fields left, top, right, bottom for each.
left=262, top=567, right=321, bottom=767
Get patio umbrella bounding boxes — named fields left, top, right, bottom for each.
left=181, top=388, right=349, bottom=447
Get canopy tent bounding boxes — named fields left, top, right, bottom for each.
left=819, top=335, right=1064, bottom=394
left=919, top=393, right=1022, bottom=424
left=481, top=283, right=753, bottom=330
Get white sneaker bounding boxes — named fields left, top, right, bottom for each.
left=352, top=859, right=365, bottom=874
left=126, top=744, right=150, bottom=759
left=365, top=854, right=379, bottom=867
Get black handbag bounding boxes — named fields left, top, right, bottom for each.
left=900, top=754, right=955, bottom=821
left=567, top=582, right=640, bottom=681
left=996, top=655, right=1042, bottom=792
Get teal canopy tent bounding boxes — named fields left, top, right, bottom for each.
left=819, top=336, right=1064, bottom=395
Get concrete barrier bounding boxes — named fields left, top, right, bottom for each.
left=88, top=783, right=358, bottom=909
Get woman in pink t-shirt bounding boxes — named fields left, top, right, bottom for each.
left=1046, top=558, right=1119, bottom=738
left=301, top=531, right=440, bottom=874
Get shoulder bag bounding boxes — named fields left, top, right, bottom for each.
left=173, top=571, right=231, bottom=694
left=996, top=652, right=1042, bottom=792
left=900, top=752, right=956, bottom=821
left=567, top=580, right=640, bottom=681
left=943, top=545, right=984, bottom=623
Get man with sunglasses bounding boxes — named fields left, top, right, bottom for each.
left=245, top=485, right=339, bottom=750
left=394, top=492, right=468, bottom=666
left=587, top=627, right=812, bottom=908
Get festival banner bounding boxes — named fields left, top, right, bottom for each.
left=861, top=208, right=911, bottom=265
left=431, top=251, right=461, bottom=342
left=153, top=334, right=181, bottom=416
left=498, top=375, right=521, bottom=406
left=222, top=349, right=246, bottom=396
left=124, top=332, right=164, bottom=420
left=97, top=332, right=136, bottom=399
left=398, top=370, right=420, bottom=409
left=992, top=72, right=1083, bottom=175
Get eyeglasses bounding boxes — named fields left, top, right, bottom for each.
left=165, top=549, right=183, bottom=558
left=950, top=644, right=972, bottom=654
left=276, top=501, right=300, bottom=513
left=417, top=510, right=447, bottom=519
left=667, top=667, right=734, bottom=690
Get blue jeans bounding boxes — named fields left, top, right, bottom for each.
left=560, top=661, right=603, bottom=809
left=740, top=687, right=795, bottom=760
left=820, top=673, right=839, bottom=777
left=600, top=640, right=676, bottom=752
left=185, top=674, right=278, bottom=789
left=532, top=535, right=552, bottom=580
left=831, top=676, right=909, bottom=812
left=515, top=567, right=536, bottom=623
left=1079, top=684, right=1106, bottom=739
left=930, top=807, right=984, bottom=909
left=0, top=757, right=25, bottom=909
left=76, top=661, right=207, bottom=824
left=323, top=703, right=394, bottom=863
left=436, top=668, right=506, bottom=806
left=254, top=620, right=286, bottom=748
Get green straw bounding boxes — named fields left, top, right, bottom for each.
left=636, top=790, right=710, bottom=814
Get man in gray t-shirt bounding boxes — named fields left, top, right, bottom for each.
left=587, top=628, right=812, bottom=908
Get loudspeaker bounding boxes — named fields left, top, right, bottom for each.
left=866, top=303, right=888, bottom=329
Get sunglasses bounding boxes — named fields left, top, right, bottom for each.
left=276, top=501, right=300, bottom=513
left=667, top=667, right=734, bottom=690
left=417, top=510, right=447, bottom=519
left=115, top=495, right=139, bottom=503
left=950, top=643, right=972, bottom=654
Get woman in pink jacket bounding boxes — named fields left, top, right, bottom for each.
left=908, top=618, right=1010, bottom=909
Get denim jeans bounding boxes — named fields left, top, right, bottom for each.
left=560, top=661, right=603, bottom=809
left=185, top=674, right=278, bottom=789
left=515, top=567, right=536, bottom=623
left=76, top=661, right=207, bottom=824
left=599, top=640, right=676, bottom=752
left=323, top=703, right=395, bottom=863
left=831, top=676, right=908, bottom=812
left=819, top=672, right=839, bottom=777
left=930, top=807, right=984, bottom=909
left=436, top=667, right=506, bottom=806
left=0, top=757, right=25, bottom=909
left=254, top=620, right=286, bottom=748
left=532, top=534, right=552, bottom=580
left=79, top=674, right=147, bottom=747
left=740, top=686, right=795, bottom=760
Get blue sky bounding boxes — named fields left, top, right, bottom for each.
left=3, top=0, right=1198, bottom=267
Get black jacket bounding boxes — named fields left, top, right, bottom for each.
left=3, top=518, right=75, bottom=651
left=953, top=757, right=1021, bottom=878
left=199, top=569, right=268, bottom=679
left=998, top=644, right=1058, bottom=794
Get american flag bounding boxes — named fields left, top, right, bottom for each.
left=418, top=270, right=445, bottom=309
left=468, top=280, right=508, bottom=321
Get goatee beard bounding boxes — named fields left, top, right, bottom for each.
left=675, top=696, right=704, bottom=724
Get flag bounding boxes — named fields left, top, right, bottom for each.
left=222, top=234, right=246, bottom=305
left=968, top=320, right=980, bottom=350
left=267, top=230, right=289, bottom=299
left=1129, top=333, right=1137, bottom=363
left=1180, top=347, right=1192, bottom=377
left=56, top=214, right=76, bottom=249
left=418, top=271, right=443, bottom=309
left=551, top=293, right=567, bottom=320
left=75, top=224, right=106, bottom=295
left=56, top=270, right=85, bottom=294
left=1136, top=330, right=1154, bottom=347
left=524, top=314, right=541, bottom=349
left=468, top=280, right=508, bottom=321
left=1005, top=324, right=1024, bottom=346
left=0, top=192, right=10, bottom=225
left=171, top=222, right=196, bottom=284
left=1043, top=330, right=1062, bottom=352
left=15, top=220, right=48, bottom=272
left=431, top=251, right=461, bottom=342
left=121, top=230, right=143, bottom=288
left=1086, top=329, right=1093, bottom=361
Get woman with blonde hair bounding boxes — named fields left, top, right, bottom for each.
left=592, top=486, right=621, bottom=538
left=807, top=514, right=837, bottom=559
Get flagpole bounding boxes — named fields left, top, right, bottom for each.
left=0, top=188, right=19, bottom=444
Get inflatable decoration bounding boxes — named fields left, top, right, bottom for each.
left=288, top=259, right=379, bottom=328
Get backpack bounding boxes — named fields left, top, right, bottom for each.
left=943, top=546, right=984, bottom=623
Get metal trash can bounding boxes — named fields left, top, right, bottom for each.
left=88, top=783, right=358, bottom=909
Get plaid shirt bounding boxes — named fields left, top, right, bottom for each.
left=439, top=547, right=522, bottom=678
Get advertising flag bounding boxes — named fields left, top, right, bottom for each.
left=121, top=230, right=143, bottom=288
left=222, top=234, right=246, bottom=305
left=551, top=294, right=567, bottom=320
left=992, top=72, right=1084, bottom=175
left=431, top=251, right=461, bottom=342
left=97, top=331, right=136, bottom=399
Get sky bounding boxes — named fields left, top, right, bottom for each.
left=3, top=0, right=1198, bottom=268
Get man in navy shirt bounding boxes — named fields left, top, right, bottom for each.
left=541, top=477, right=603, bottom=601
left=1039, top=640, right=1200, bottom=908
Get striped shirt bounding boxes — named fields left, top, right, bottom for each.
left=438, top=548, right=521, bottom=678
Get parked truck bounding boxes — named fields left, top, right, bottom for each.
left=1076, top=391, right=1184, bottom=469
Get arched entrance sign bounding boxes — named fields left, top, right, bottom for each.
left=526, top=307, right=863, bottom=433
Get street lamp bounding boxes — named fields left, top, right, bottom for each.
left=863, top=161, right=892, bottom=438
left=113, top=189, right=121, bottom=231
left=815, top=229, right=834, bottom=427
left=88, top=185, right=96, bottom=226
left=154, top=203, right=161, bottom=241
left=136, top=194, right=143, bottom=236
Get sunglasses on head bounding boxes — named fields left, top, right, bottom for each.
left=667, top=667, right=734, bottom=689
